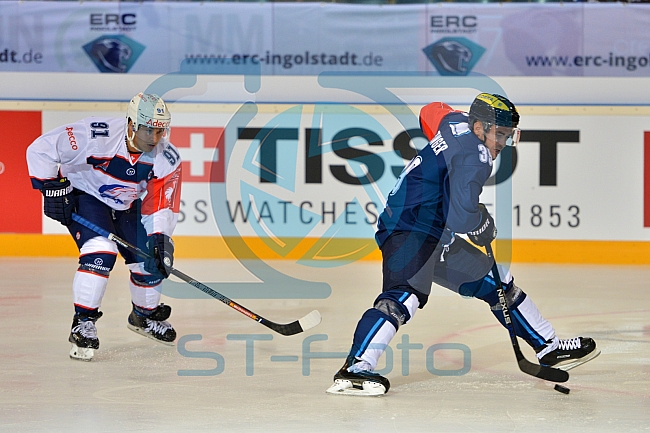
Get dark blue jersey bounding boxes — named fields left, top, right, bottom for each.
left=376, top=102, right=493, bottom=247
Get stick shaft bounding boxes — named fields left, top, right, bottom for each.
left=70, top=213, right=312, bottom=335
left=486, top=244, right=568, bottom=383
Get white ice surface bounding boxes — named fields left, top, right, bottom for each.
left=0, top=258, right=648, bottom=432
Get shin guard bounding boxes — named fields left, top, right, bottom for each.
left=471, top=275, right=556, bottom=350
left=349, top=290, right=419, bottom=370
left=73, top=237, right=117, bottom=309
left=127, top=262, right=163, bottom=310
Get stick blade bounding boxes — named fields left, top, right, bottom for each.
left=263, top=310, right=322, bottom=336
left=298, top=310, right=322, bottom=332
left=518, top=358, right=569, bottom=383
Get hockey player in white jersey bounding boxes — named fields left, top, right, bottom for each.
left=27, top=93, right=182, bottom=361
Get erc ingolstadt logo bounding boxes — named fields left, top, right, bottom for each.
left=83, top=35, right=145, bottom=73
left=422, top=37, right=485, bottom=76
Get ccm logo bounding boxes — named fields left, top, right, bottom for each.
left=66, top=127, right=78, bottom=150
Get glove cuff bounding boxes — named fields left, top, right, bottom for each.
left=42, top=178, right=73, bottom=197
left=468, top=218, right=490, bottom=236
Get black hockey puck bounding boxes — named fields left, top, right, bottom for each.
left=554, top=384, right=570, bottom=394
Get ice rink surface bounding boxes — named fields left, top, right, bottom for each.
left=1, top=257, right=648, bottom=433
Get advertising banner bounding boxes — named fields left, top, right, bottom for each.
left=0, top=111, right=42, bottom=233
left=2, top=1, right=650, bottom=77
left=25, top=102, right=650, bottom=248
left=3, top=70, right=650, bottom=263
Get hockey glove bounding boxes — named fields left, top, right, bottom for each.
left=41, top=178, right=75, bottom=226
left=467, top=203, right=497, bottom=247
left=145, top=234, right=175, bottom=279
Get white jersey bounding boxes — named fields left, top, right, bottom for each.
left=27, top=116, right=182, bottom=236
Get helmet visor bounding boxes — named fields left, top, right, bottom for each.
left=506, top=128, right=521, bottom=147
left=134, top=125, right=169, bottom=149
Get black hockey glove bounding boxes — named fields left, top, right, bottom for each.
left=467, top=203, right=497, bottom=247
left=41, top=178, right=75, bottom=226
left=145, top=233, right=175, bottom=279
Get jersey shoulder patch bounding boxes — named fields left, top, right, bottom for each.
left=448, top=120, right=471, bottom=138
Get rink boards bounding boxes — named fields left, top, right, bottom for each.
left=2, top=76, right=650, bottom=263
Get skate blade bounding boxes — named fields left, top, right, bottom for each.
left=127, top=323, right=175, bottom=346
left=326, top=379, right=386, bottom=397
left=556, top=349, right=601, bottom=371
left=69, top=344, right=94, bottom=361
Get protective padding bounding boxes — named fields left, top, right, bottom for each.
left=458, top=263, right=512, bottom=299
left=373, top=290, right=420, bottom=329
left=79, top=252, right=117, bottom=277
left=347, top=290, right=420, bottom=370
left=72, top=237, right=118, bottom=309
left=467, top=273, right=556, bottom=350
left=127, top=263, right=162, bottom=310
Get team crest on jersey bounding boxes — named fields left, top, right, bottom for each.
left=99, top=184, right=139, bottom=204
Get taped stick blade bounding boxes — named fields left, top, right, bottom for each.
left=298, top=310, right=322, bottom=332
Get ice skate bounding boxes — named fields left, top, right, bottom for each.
left=326, top=356, right=390, bottom=397
left=127, top=303, right=176, bottom=346
left=538, top=337, right=600, bottom=371
left=69, top=310, right=103, bottom=361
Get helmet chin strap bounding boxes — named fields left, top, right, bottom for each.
left=125, top=122, right=142, bottom=153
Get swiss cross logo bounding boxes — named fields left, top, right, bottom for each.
left=171, top=127, right=224, bottom=182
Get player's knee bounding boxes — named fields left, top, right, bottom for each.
left=78, top=252, right=117, bottom=277
left=462, top=266, right=514, bottom=300
left=472, top=279, right=527, bottom=311
left=493, top=281, right=526, bottom=310
left=458, top=279, right=484, bottom=298
left=373, top=290, right=420, bottom=330
left=130, top=271, right=163, bottom=288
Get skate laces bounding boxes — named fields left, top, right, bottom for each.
left=72, top=320, right=98, bottom=339
left=145, top=319, right=172, bottom=335
left=557, top=337, right=581, bottom=351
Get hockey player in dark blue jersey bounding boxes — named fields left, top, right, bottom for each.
left=326, top=93, right=599, bottom=396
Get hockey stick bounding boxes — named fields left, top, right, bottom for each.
left=71, top=213, right=321, bottom=336
left=485, top=244, right=569, bottom=383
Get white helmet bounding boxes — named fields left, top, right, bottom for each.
left=126, top=92, right=171, bottom=132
